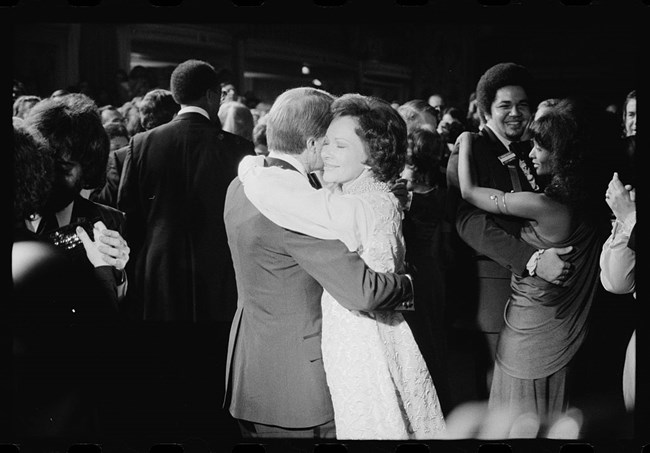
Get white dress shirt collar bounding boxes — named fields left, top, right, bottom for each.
left=267, top=150, right=308, bottom=178
left=177, top=106, right=210, bottom=120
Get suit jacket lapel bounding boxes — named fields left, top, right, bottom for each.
left=481, top=126, right=509, bottom=157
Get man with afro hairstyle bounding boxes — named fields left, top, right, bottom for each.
left=116, top=59, right=254, bottom=440
left=445, top=62, right=574, bottom=405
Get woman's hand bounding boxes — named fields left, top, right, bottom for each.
left=77, top=221, right=130, bottom=270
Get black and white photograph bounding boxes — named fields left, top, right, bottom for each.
left=6, top=2, right=647, bottom=452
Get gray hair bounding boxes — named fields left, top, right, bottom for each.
left=266, top=87, right=335, bottom=154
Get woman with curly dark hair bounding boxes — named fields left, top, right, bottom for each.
left=457, top=97, right=612, bottom=429
left=237, top=92, right=446, bottom=439
left=12, top=120, right=123, bottom=440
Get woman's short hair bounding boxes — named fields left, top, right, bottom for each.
left=266, top=87, right=335, bottom=154
left=218, top=101, right=255, bottom=142
left=23, top=93, right=109, bottom=190
left=476, top=62, right=533, bottom=118
left=13, top=122, right=53, bottom=221
left=332, top=93, right=407, bottom=184
left=139, top=88, right=179, bottom=130
left=103, top=121, right=129, bottom=141
left=170, top=59, right=220, bottom=105
left=397, top=99, right=439, bottom=132
left=13, top=95, right=42, bottom=119
left=407, top=127, right=445, bottom=187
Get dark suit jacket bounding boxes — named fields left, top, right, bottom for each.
left=36, top=193, right=126, bottom=238
left=223, top=162, right=414, bottom=428
left=117, top=112, right=254, bottom=323
left=89, top=145, right=129, bottom=209
left=445, top=126, right=537, bottom=332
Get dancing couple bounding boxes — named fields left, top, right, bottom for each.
left=224, top=87, right=446, bottom=440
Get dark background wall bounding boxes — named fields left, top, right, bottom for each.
left=12, top=20, right=638, bottom=115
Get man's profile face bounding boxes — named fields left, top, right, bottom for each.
left=221, top=84, right=236, bottom=105
left=486, top=85, right=531, bottom=141
left=624, top=98, right=636, bottom=137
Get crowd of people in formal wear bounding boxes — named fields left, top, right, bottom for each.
left=10, top=58, right=637, bottom=450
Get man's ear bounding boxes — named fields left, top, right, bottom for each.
left=306, top=136, right=318, bottom=151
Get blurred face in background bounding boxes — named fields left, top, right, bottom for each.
left=110, top=135, right=129, bottom=151
left=45, top=156, right=83, bottom=212
left=410, top=110, right=438, bottom=134
left=221, top=83, right=236, bottom=105
left=101, top=109, right=124, bottom=127
left=624, top=98, right=636, bottom=137
left=400, top=163, right=416, bottom=191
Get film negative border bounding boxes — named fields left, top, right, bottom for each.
left=3, top=0, right=648, bottom=452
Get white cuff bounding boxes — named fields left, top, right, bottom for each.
left=526, top=249, right=544, bottom=277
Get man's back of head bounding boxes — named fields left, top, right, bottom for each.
left=266, top=87, right=335, bottom=155
left=170, top=59, right=220, bottom=106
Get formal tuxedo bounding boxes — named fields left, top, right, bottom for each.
left=223, top=158, right=414, bottom=431
left=446, top=125, right=537, bottom=334
left=117, top=111, right=254, bottom=323
left=113, top=110, right=254, bottom=440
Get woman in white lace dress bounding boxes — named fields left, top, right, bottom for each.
left=238, top=94, right=446, bottom=440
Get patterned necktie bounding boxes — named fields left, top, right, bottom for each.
left=509, top=142, right=538, bottom=192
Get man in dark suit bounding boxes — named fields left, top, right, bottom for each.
left=118, top=59, right=253, bottom=323
left=223, top=87, right=415, bottom=439
left=445, top=62, right=573, bottom=404
left=116, top=59, right=254, bottom=441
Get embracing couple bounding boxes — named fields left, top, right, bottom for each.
left=223, top=87, right=446, bottom=440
